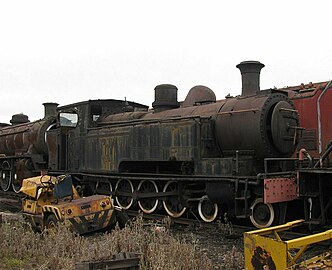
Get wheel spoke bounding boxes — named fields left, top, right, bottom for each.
left=198, top=195, right=218, bottom=222
left=1, top=161, right=12, bottom=191
left=138, top=180, right=159, bottom=214
left=12, top=173, right=22, bottom=193
left=115, top=179, right=134, bottom=210
left=162, top=181, right=186, bottom=218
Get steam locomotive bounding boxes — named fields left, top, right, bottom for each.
left=0, top=61, right=306, bottom=228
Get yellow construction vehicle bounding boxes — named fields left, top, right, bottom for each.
left=244, top=220, right=332, bottom=269
left=20, top=174, right=127, bottom=234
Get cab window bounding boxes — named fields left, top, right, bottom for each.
left=59, top=112, right=78, bottom=127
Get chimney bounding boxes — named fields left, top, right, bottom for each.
left=236, top=61, right=265, bottom=96
left=152, top=84, right=180, bottom=113
left=43, top=102, right=59, bottom=118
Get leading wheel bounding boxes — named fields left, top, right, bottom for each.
left=0, top=161, right=12, bottom=191
left=198, top=195, right=218, bottom=222
left=138, top=180, right=159, bottom=214
left=250, top=198, right=275, bottom=228
left=115, top=179, right=134, bottom=210
left=162, top=181, right=186, bottom=218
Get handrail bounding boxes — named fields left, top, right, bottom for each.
left=317, top=80, right=332, bottom=167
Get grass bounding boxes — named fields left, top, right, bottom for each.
left=0, top=215, right=214, bottom=270
left=222, top=245, right=244, bottom=269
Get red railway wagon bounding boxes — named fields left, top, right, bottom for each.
left=273, top=81, right=332, bottom=226
left=280, top=81, right=332, bottom=158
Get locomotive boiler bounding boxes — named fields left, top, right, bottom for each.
left=0, top=61, right=301, bottom=228
left=0, top=103, right=58, bottom=192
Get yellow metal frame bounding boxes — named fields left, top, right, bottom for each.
left=287, top=252, right=331, bottom=269
left=244, top=220, right=332, bottom=269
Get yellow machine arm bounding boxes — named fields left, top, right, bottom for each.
left=244, top=220, right=332, bottom=269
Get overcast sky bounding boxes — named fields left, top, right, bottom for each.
left=0, top=0, right=331, bottom=123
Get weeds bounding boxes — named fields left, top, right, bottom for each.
left=222, top=246, right=244, bottom=269
left=0, top=215, right=213, bottom=270
left=217, top=213, right=234, bottom=235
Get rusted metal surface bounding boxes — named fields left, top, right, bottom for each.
left=49, top=61, right=302, bottom=227
left=152, top=84, right=179, bottom=112
left=21, top=175, right=118, bottom=234
left=297, top=168, right=332, bottom=225
left=218, top=108, right=259, bottom=115
left=236, top=61, right=265, bottom=96
left=53, top=61, right=299, bottom=177
left=0, top=103, right=58, bottom=156
left=0, top=103, right=58, bottom=191
left=182, top=85, right=216, bottom=107
left=280, top=81, right=332, bottom=158
left=216, top=93, right=299, bottom=158
left=58, top=99, right=148, bottom=126
left=143, top=100, right=224, bottom=120
left=0, top=117, right=55, bottom=156
left=10, top=113, right=29, bottom=125
left=86, top=117, right=203, bottom=173
left=264, top=177, right=297, bottom=204
left=244, top=220, right=332, bottom=270
left=75, top=252, right=140, bottom=270
left=0, top=61, right=307, bottom=228
left=43, top=102, right=58, bottom=118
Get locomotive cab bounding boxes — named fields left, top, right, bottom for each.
left=46, top=99, right=149, bottom=172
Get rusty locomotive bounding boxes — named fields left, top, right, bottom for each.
left=0, top=61, right=306, bottom=228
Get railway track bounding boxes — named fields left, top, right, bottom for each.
left=0, top=190, right=22, bottom=213
left=0, top=189, right=327, bottom=242
left=125, top=209, right=316, bottom=242
left=2, top=192, right=330, bottom=255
